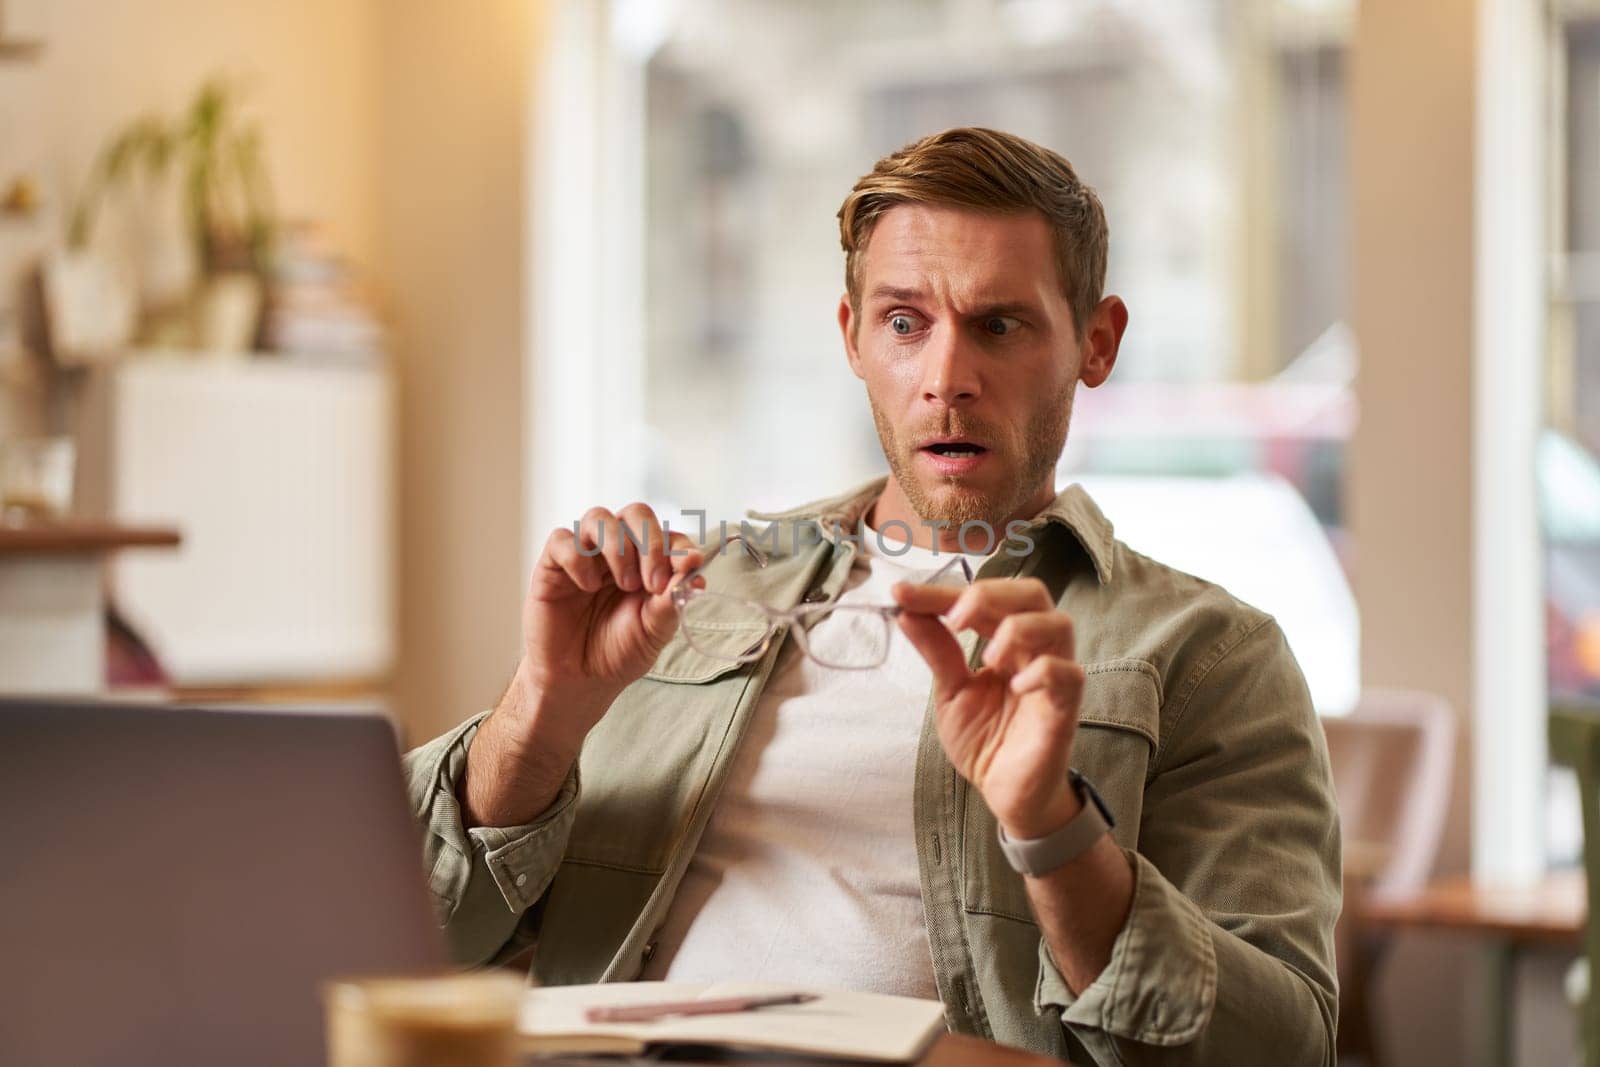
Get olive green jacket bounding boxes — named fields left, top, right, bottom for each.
left=403, top=478, right=1341, bottom=1066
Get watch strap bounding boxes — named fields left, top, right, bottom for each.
left=995, top=770, right=1115, bottom=877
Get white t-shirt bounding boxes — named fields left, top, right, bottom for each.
left=640, top=526, right=990, bottom=998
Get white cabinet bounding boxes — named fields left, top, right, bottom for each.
left=76, top=355, right=394, bottom=685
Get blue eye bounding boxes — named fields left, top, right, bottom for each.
left=983, top=316, right=1021, bottom=336
left=890, top=314, right=917, bottom=336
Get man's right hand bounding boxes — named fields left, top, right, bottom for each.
left=461, top=503, right=704, bottom=828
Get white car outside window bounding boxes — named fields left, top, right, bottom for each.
left=1068, top=473, right=1360, bottom=716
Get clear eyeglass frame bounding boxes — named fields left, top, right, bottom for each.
left=670, top=533, right=975, bottom=671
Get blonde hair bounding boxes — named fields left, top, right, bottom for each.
left=837, top=127, right=1108, bottom=336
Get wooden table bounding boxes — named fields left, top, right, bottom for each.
left=0, top=521, right=180, bottom=694
left=1361, top=870, right=1585, bottom=942
left=532, top=1033, right=1075, bottom=1065
left=1360, top=871, right=1585, bottom=1067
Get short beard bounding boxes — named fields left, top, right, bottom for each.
left=869, top=381, right=1076, bottom=533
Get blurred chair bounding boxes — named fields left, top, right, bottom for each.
left=1549, top=706, right=1600, bottom=1067
left=1324, top=689, right=1457, bottom=1066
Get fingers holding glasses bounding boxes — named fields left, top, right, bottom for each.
left=577, top=506, right=641, bottom=593
left=896, top=609, right=972, bottom=699
left=573, top=503, right=686, bottom=596
left=980, top=610, right=1076, bottom=676
left=944, top=578, right=1055, bottom=636
left=663, top=530, right=706, bottom=588
left=891, top=577, right=1055, bottom=635
left=892, top=576, right=1075, bottom=684
left=615, top=501, right=673, bottom=595
left=537, top=525, right=609, bottom=596
left=889, top=580, right=962, bottom=617
left=541, top=505, right=703, bottom=600
left=643, top=529, right=707, bottom=642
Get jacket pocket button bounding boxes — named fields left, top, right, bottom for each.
left=642, top=941, right=657, bottom=963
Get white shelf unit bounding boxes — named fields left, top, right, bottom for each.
left=76, top=355, right=395, bottom=686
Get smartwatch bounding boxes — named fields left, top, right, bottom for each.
left=995, top=769, right=1115, bottom=877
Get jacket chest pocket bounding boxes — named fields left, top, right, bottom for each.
left=563, top=628, right=768, bottom=875
left=961, top=662, right=1161, bottom=923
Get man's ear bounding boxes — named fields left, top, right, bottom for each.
left=1078, top=295, right=1128, bottom=388
left=839, top=294, right=866, bottom=380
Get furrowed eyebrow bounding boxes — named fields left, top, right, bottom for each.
left=970, top=302, right=1039, bottom=319
left=870, top=287, right=1043, bottom=321
left=867, top=285, right=925, bottom=304
left=865, top=286, right=1044, bottom=320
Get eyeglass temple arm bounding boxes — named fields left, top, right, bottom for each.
left=883, top=554, right=976, bottom=618
left=684, top=531, right=772, bottom=582
left=927, top=555, right=974, bottom=584
left=686, top=534, right=969, bottom=596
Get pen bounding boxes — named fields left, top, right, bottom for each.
left=584, top=991, right=820, bottom=1023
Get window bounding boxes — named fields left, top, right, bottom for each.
left=543, top=0, right=1358, bottom=709
left=1548, top=12, right=1600, bottom=710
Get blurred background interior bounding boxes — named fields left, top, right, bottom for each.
left=0, top=0, right=1597, bottom=1063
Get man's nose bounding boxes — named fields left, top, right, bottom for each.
left=919, top=322, right=982, bottom=407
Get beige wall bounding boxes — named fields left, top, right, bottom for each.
left=1350, top=0, right=1477, bottom=835
left=0, top=0, right=383, bottom=440
left=378, top=1, right=540, bottom=743
left=1349, top=2, right=1478, bottom=1064
left=3, top=0, right=381, bottom=271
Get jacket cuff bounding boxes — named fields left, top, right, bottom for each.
left=467, top=766, right=581, bottom=912
left=1036, top=849, right=1218, bottom=1047
left=411, top=711, right=581, bottom=917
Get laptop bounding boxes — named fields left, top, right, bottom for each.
left=0, top=699, right=451, bottom=1065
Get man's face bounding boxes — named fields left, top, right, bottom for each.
left=839, top=203, right=1122, bottom=531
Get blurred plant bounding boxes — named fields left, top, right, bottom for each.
left=68, top=78, right=274, bottom=277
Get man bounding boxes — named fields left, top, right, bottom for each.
left=405, top=127, right=1340, bottom=1066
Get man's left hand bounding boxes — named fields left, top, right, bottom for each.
left=892, top=576, right=1084, bottom=839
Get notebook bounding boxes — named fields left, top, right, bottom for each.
left=519, top=981, right=947, bottom=1062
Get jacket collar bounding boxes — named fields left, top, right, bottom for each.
left=746, top=475, right=1116, bottom=584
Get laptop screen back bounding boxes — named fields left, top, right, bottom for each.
left=0, top=700, right=449, bottom=1065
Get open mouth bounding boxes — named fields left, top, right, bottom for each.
left=921, top=439, right=989, bottom=459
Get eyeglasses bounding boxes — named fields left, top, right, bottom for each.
left=671, top=534, right=974, bottom=670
